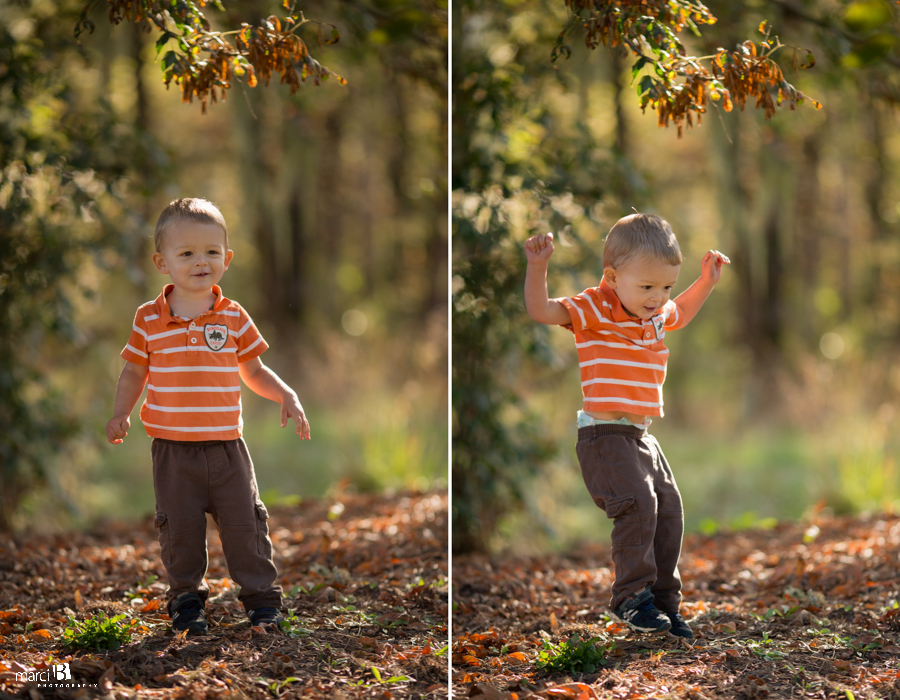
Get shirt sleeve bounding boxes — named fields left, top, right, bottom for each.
left=234, top=306, right=269, bottom=362
left=662, top=299, right=689, bottom=331
left=558, top=288, right=605, bottom=332
left=121, top=307, right=150, bottom=365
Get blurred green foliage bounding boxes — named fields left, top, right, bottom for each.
left=0, top=1, right=163, bottom=529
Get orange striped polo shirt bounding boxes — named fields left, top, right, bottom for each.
left=121, top=284, right=268, bottom=441
left=559, top=279, right=688, bottom=417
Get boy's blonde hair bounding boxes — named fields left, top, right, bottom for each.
left=603, top=212, right=682, bottom=270
left=154, top=198, right=229, bottom=252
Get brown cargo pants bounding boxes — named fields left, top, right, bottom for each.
left=151, top=438, right=283, bottom=613
left=575, top=424, right=684, bottom=613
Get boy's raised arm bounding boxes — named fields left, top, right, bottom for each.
left=672, top=249, right=730, bottom=326
left=524, top=232, right=572, bottom=326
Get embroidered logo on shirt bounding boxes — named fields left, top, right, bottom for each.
left=651, top=315, right=665, bottom=340
left=204, top=323, right=228, bottom=351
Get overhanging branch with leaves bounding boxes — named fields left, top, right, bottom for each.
left=75, top=0, right=346, bottom=113
left=553, top=0, right=822, bottom=136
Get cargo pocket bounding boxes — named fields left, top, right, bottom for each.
left=603, top=495, right=642, bottom=547
left=154, top=512, right=171, bottom=565
left=255, top=503, right=272, bottom=558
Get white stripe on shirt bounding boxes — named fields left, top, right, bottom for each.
left=238, top=335, right=264, bottom=356
left=148, top=328, right=187, bottom=342
left=583, top=396, right=662, bottom=408
left=667, top=304, right=680, bottom=326
left=148, top=384, right=241, bottom=393
left=149, top=365, right=239, bottom=373
left=155, top=346, right=236, bottom=355
left=576, top=338, right=669, bottom=353
left=583, top=295, right=604, bottom=327
left=147, top=404, right=240, bottom=413
left=125, top=343, right=148, bottom=358
left=141, top=422, right=242, bottom=433
left=579, top=357, right=666, bottom=371
left=563, top=297, right=587, bottom=328
left=582, top=377, right=662, bottom=390
left=235, top=319, right=253, bottom=337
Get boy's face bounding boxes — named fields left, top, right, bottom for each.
left=152, top=221, right=233, bottom=294
left=604, top=257, right=681, bottom=320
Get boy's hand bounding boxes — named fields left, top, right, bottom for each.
left=525, top=232, right=555, bottom=264
left=700, top=250, right=731, bottom=285
left=282, top=394, right=311, bottom=440
left=106, top=415, right=131, bottom=444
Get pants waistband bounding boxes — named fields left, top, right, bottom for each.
left=577, top=424, right=647, bottom=440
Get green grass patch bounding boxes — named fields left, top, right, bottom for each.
left=535, top=633, right=612, bottom=674
left=62, top=612, right=136, bottom=650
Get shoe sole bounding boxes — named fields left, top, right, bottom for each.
left=610, top=611, right=672, bottom=634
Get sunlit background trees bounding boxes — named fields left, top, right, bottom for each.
left=453, top=0, right=900, bottom=552
left=1, top=0, right=448, bottom=530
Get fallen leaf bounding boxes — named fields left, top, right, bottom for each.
left=140, top=599, right=161, bottom=613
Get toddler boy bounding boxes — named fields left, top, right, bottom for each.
left=524, top=213, right=729, bottom=637
left=107, top=198, right=310, bottom=635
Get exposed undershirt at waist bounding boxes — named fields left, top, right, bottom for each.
left=577, top=410, right=652, bottom=430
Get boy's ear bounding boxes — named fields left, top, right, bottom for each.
left=603, top=267, right=617, bottom=288
left=151, top=252, right=168, bottom=274
left=224, top=249, right=234, bottom=269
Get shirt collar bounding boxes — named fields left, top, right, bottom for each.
left=154, top=284, right=226, bottom=325
left=598, top=278, right=642, bottom=324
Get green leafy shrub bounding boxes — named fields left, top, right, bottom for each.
left=535, top=633, right=611, bottom=675
left=62, top=612, right=135, bottom=650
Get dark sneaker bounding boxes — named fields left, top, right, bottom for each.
left=612, top=587, right=672, bottom=634
left=170, top=592, right=208, bottom=635
left=664, top=611, right=693, bottom=638
left=248, top=607, right=284, bottom=631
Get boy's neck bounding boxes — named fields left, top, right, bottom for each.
left=166, top=285, right=217, bottom=320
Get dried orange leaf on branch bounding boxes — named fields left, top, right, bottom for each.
left=555, top=0, right=820, bottom=136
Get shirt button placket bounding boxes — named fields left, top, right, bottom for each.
left=188, top=321, right=200, bottom=356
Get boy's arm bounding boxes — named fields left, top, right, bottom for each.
left=671, top=250, right=730, bottom=326
left=238, top=357, right=311, bottom=440
left=524, top=232, right=571, bottom=326
left=106, top=361, right=149, bottom=444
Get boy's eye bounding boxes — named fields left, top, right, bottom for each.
left=208, top=250, right=220, bottom=255
left=181, top=251, right=192, bottom=256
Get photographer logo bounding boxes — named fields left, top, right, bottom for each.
left=14, top=662, right=95, bottom=688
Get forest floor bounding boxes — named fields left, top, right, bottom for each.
left=0, top=489, right=448, bottom=699
left=453, top=511, right=900, bottom=700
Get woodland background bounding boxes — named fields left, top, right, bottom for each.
left=452, top=0, right=900, bottom=553
left=0, top=0, right=449, bottom=532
